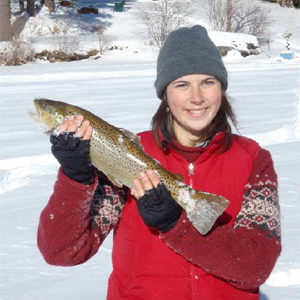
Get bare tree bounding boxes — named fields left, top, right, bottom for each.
left=95, top=22, right=111, bottom=55
left=293, top=0, right=300, bottom=8
left=139, top=0, right=190, bottom=49
left=278, top=0, right=294, bottom=7
left=205, top=0, right=271, bottom=43
left=27, top=0, right=35, bottom=16
left=0, top=0, right=12, bottom=41
left=232, top=0, right=271, bottom=41
left=205, top=0, right=227, bottom=32
left=44, top=0, right=55, bottom=12
left=226, top=0, right=232, bottom=32
left=19, top=0, right=25, bottom=13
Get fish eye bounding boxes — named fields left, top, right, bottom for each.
left=56, top=114, right=64, bottom=122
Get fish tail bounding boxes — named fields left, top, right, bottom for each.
left=177, top=186, right=229, bottom=235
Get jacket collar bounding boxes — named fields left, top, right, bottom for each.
left=159, top=126, right=226, bottom=157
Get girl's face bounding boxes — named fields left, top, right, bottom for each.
left=166, top=74, right=222, bottom=147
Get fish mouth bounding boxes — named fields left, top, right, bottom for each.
left=29, top=99, right=49, bottom=121
left=29, top=99, right=42, bottom=122
left=29, top=99, right=59, bottom=133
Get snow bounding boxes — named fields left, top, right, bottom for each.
left=209, top=30, right=259, bottom=52
left=1, top=0, right=300, bottom=299
left=267, top=269, right=300, bottom=288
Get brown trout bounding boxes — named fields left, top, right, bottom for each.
left=31, top=98, right=229, bottom=234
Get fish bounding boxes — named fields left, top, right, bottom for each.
left=30, top=98, right=229, bottom=234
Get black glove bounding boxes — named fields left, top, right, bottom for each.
left=50, top=132, right=94, bottom=185
left=136, top=183, right=182, bottom=232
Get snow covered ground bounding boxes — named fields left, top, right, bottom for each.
left=1, top=1, right=300, bottom=299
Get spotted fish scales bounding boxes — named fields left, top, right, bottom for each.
left=31, top=98, right=229, bottom=234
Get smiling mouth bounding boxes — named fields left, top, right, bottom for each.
left=186, top=108, right=207, bottom=117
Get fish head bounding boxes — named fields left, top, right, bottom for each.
left=30, top=98, right=73, bottom=133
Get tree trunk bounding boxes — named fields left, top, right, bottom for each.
left=226, top=0, right=232, bottom=32
left=19, top=0, right=25, bottom=12
left=293, top=0, right=300, bottom=8
left=44, top=0, right=55, bottom=12
left=27, top=0, right=35, bottom=16
left=0, top=0, right=12, bottom=41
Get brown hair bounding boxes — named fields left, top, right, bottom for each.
left=151, top=91, right=238, bottom=153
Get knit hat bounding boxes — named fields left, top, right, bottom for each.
left=154, top=25, right=228, bottom=99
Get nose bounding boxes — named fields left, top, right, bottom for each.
left=190, top=85, right=204, bottom=105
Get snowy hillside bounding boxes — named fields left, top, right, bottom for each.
left=0, top=1, right=300, bottom=300
left=3, top=0, right=299, bottom=64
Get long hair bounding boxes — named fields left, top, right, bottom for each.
left=151, top=91, right=238, bottom=152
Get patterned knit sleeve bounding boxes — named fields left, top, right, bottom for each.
left=160, top=148, right=281, bottom=290
left=234, top=148, right=281, bottom=239
left=91, top=171, right=128, bottom=240
left=38, top=168, right=128, bottom=266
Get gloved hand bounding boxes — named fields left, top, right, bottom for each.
left=136, top=182, right=182, bottom=232
left=50, top=131, right=94, bottom=185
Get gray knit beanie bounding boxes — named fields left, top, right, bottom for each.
left=154, top=25, right=228, bottom=99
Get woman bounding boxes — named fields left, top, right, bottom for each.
left=37, top=25, right=281, bottom=299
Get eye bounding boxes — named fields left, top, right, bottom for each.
left=203, top=80, right=216, bottom=86
left=174, top=82, right=188, bottom=88
left=176, top=84, right=186, bottom=88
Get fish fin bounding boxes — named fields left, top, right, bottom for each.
left=176, top=186, right=229, bottom=235
left=119, top=128, right=144, bottom=150
left=107, top=174, right=123, bottom=188
left=175, top=174, right=184, bottom=181
left=45, top=127, right=57, bottom=135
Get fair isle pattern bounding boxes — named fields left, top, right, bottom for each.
left=234, top=173, right=281, bottom=240
left=91, top=183, right=127, bottom=240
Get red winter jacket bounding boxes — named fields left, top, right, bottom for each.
left=38, top=131, right=281, bottom=300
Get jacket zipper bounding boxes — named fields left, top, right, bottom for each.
left=188, top=162, right=194, bottom=187
left=188, top=162, right=198, bottom=299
